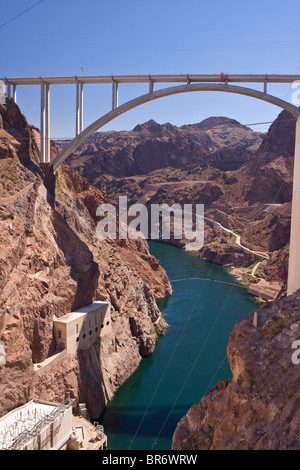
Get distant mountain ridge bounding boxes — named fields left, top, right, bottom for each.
left=58, top=117, right=264, bottom=181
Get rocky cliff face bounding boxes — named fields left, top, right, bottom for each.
left=0, top=100, right=171, bottom=419
left=60, top=117, right=263, bottom=180
left=172, top=290, right=300, bottom=450
left=62, top=111, right=296, bottom=285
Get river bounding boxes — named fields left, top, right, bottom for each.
left=100, top=241, right=258, bottom=450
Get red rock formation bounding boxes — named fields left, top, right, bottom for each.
left=60, top=117, right=263, bottom=179
left=172, top=291, right=300, bottom=450
left=0, top=100, right=171, bottom=419
left=57, top=105, right=299, bottom=448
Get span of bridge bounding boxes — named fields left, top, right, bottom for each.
left=2, top=73, right=300, bottom=164
left=2, top=73, right=300, bottom=297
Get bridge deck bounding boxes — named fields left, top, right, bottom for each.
left=1, top=73, right=300, bottom=85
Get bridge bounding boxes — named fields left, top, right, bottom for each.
left=1, top=73, right=300, bottom=296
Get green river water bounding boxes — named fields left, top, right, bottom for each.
left=100, top=241, right=258, bottom=450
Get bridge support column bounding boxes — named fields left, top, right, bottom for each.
left=76, top=81, right=84, bottom=135
left=13, top=85, right=17, bottom=103
left=80, top=82, right=83, bottom=133
left=7, top=83, right=11, bottom=100
left=112, top=81, right=118, bottom=109
left=45, top=83, right=50, bottom=163
left=149, top=78, right=154, bottom=93
left=40, top=83, right=45, bottom=163
left=40, top=83, right=51, bottom=163
left=287, top=117, right=300, bottom=296
left=76, top=82, right=80, bottom=136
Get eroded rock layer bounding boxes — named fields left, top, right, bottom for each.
left=172, top=292, right=300, bottom=450
left=0, top=100, right=171, bottom=419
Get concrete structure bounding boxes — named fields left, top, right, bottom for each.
left=2, top=73, right=300, bottom=296
left=71, top=416, right=108, bottom=451
left=0, top=400, right=73, bottom=450
left=53, top=301, right=111, bottom=355
left=0, top=400, right=108, bottom=451
left=33, top=349, right=67, bottom=374
left=247, top=281, right=281, bottom=301
left=287, top=117, right=300, bottom=296
left=2, top=73, right=300, bottom=165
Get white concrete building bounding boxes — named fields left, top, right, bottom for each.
left=0, top=400, right=73, bottom=450
left=0, top=400, right=108, bottom=451
left=53, top=302, right=111, bottom=355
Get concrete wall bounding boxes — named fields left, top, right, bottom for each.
left=53, top=302, right=111, bottom=355
left=23, top=406, right=73, bottom=450
left=34, top=350, right=68, bottom=376
left=0, top=400, right=73, bottom=450
left=53, top=407, right=73, bottom=450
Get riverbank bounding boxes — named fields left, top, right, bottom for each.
left=230, top=264, right=283, bottom=301
left=157, top=237, right=283, bottom=302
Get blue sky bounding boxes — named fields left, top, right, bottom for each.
left=1, top=0, right=300, bottom=137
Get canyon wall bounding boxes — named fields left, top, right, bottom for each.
left=0, top=100, right=171, bottom=419
left=172, top=291, right=300, bottom=450
left=64, top=111, right=296, bottom=285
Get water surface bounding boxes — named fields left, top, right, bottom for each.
left=100, top=242, right=257, bottom=450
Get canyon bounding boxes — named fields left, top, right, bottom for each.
left=1, top=97, right=300, bottom=450
left=172, top=291, right=300, bottom=450
left=63, top=110, right=296, bottom=292
left=60, top=108, right=300, bottom=449
left=0, top=100, right=171, bottom=419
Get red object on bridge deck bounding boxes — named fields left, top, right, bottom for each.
left=220, top=72, right=226, bottom=82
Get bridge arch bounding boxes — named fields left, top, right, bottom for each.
left=51, top=82, right=300, bottom=297
left=51, top=83, right=300, bottom=171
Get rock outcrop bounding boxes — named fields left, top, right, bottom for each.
left=59, top=117, right=263, bottom=180
left=0, top=100, right=171, bottom=419
left=62, top=111, right=296, bottom=286
left=172, top=291, right=300, bottom=450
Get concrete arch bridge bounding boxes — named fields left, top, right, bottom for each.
left=2, top=73, right=300, bottom=295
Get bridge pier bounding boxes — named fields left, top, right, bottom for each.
left=149, top=77, right=154, bottom=93
left=40, top=83, right=45, bottom=162
left=76, top=82, right=79, bottom=136
left=40, top=83, right=51, bottom=164
left=75, top=82, right=83, bottom=136
left=80, top=82, right=83, bottom=133
left=287, top=117, right=300, bottom=296
left=7, top=83, right=11, bottom=100
left=13, top=85, right=17, bottom=103
left=112, top=81, right=118, bottom=109
left=5, top=83, right=17, bottom=103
